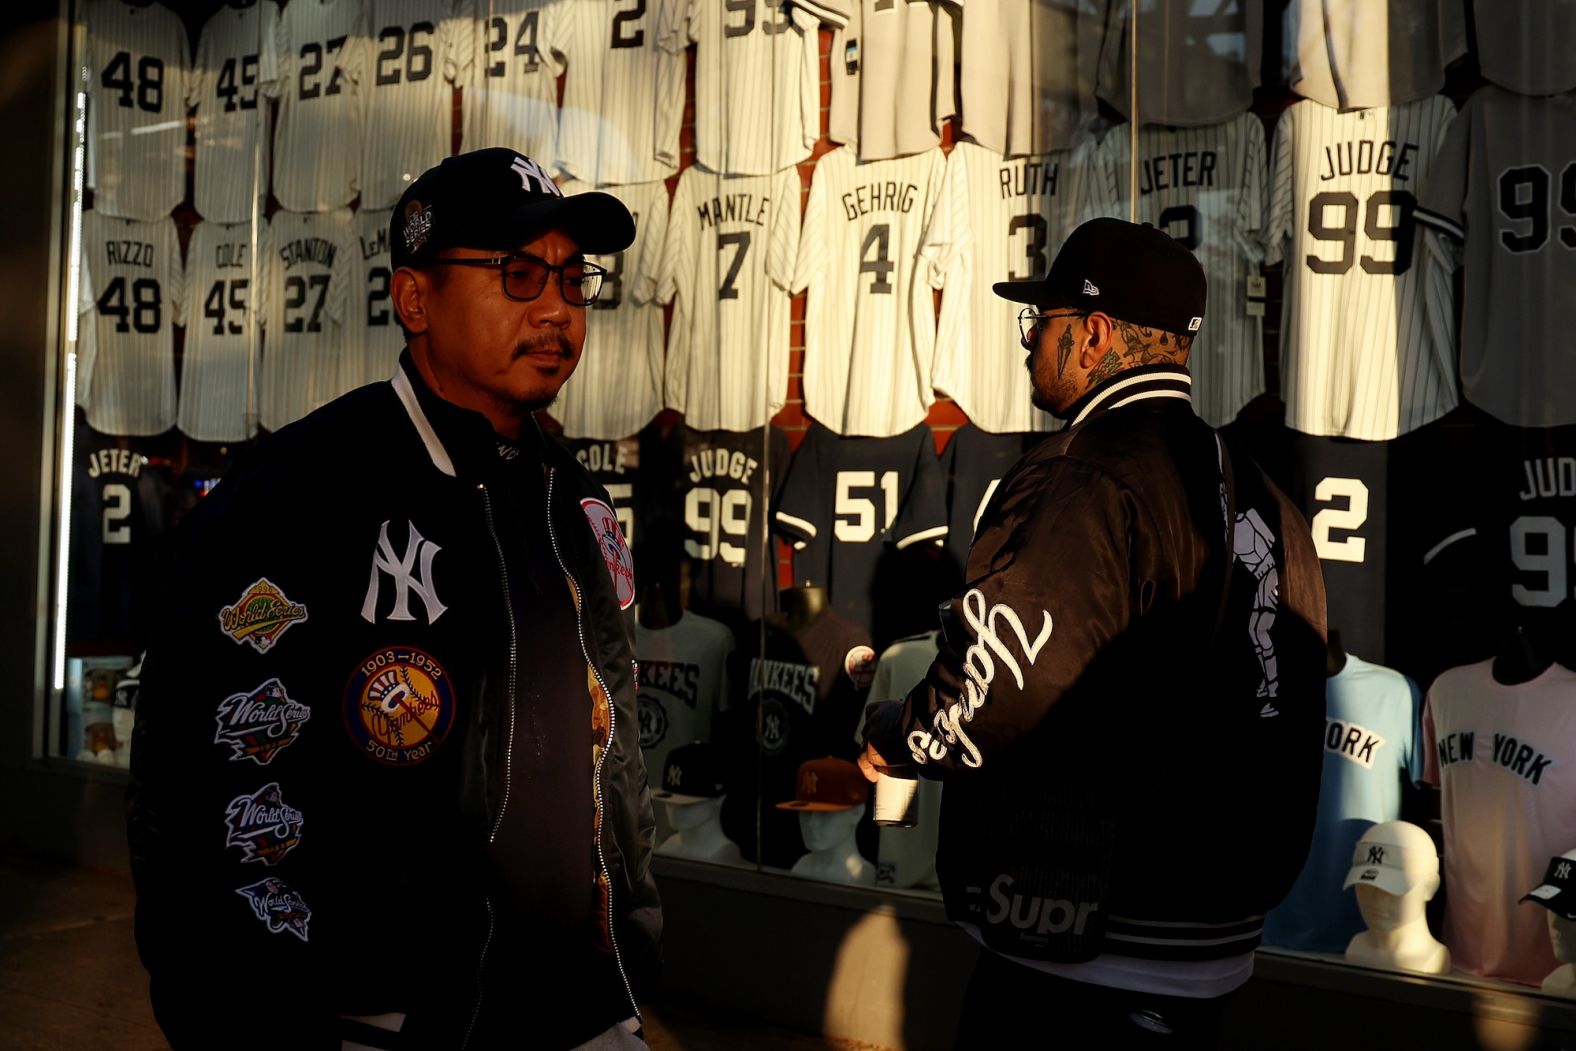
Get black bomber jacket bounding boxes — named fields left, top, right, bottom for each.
left=126, top=354, right=660, bottom=1049
left=866, top=366, right=1329, bottom=966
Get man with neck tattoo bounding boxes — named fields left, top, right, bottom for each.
left=859, top=219, right=1326, bottom=1047
left=128, top=149, right=660, bottom=1050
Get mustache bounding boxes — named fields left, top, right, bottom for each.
left=512, top=334, right=575, bottom=359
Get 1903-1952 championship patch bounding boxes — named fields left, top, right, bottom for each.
left=343, top=647, right=456, bottom=765
left=581, top=497, right=635, bottom=610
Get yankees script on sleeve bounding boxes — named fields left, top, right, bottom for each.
left=871, top=460, right=1133, bottom=771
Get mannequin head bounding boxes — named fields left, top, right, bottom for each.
left=666, top=795, right=723, bottom=832
left=1343, top=821, right=1440, bottom=933
left=1520, top=848, right=1576, bottom=954
left=799, top=807, right=863, bottom=852
left=1354, top=879, right=1436, bottom=931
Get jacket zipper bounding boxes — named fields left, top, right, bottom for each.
left=479, top=484, right=517, bottom=844
left=543, top=467, right=641, bottom=1024
left=461, top=897, right=495, bottom=1050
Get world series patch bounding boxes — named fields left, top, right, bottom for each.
left=219, top=578, right=309, bottom=653
left=343, top=647, right=456, bottom=765
left=223, top=782, right=304, bottom=866
left=236, top=877, right=311, bottom=942
left=581, top=497, right=635, bottom=610
left=214, top=678, right=311, bottom=765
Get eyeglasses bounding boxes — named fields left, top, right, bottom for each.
left=1017, top=308, right=1087, bottom=345
left=421, top=253, right=607, bottom=305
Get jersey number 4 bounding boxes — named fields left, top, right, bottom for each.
left=1305, top=191, right=1416, bottom=275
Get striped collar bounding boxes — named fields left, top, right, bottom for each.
left=1069, top=365, right=1194, bottom=428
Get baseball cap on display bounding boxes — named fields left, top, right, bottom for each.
left=1342, top=822, right=1439, bottom=897
left=993, top=217, right=1207, bottom=338
left=1521, top=850, right=1576, bottom=920
left=389, top=148, right=635, bottom=270
left=775, top=757, right=869, bottom=812
left=651, top=742, right=727, bottom=806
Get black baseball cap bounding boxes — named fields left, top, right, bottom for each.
left=993, top=217, right=1207, bottom=338
left=1522, top=851, right=1576, bottom=920
left=651, top=742, right=728, bottom=806
left=389, top=148, right=636, bottom=270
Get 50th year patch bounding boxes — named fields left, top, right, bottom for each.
left=343, top=647, right=455, bottom=765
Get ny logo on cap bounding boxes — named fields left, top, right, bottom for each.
left=666, top=765, right=683, bottom=788
left=1558, top=861, right=1573, bottom=881
left=1082, top=279, right=1100, bottom=296
left=511, top=155, right=561, bottom=197
left=1366, top=845, right=1386, bottom=865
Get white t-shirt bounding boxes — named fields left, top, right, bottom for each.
left=635, top=610, right=735, bottom=786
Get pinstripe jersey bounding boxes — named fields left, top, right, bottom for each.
left=77, top=212, right=184, bottom=437
left=189, top=2, right=278, bottom=223
left=555, top=0, right=685, bottom=187
left=271, top=0, right=366, bottom=212
left=669, top=0, right=850, bottom=177
left=358, top=0, right=463, bottom=209
left=83, top=0, right=189, bottom=220
left=1417, top=87, right=1576, bottom=428
left=179, top=219, right=262, bottom=443
left=1282, top=0, right=1465, bottom=111
left=555, top=179, right=669, bottom=441
left=1473, top=0, right=1576, bottom=96
left=346, top=207, right=403, bottom=388
left=655, top=165, right=801, bottom=432
left=1097, top=0, right=1261, bottom=127
left=956, top=0, right=1107, bottom=158
left=827, top=0, right=955, bottom=162
left=794, top=145, right=946, bottom=437
left=257, top=209, right=354, bottom=432
left=453, top=0, right=566, bottom=167
left=928, top=142, right=1093, bottom=435
left=1088, top=114, right=1269, bottom=427
left=1265, top=97, right=1457, bottom=440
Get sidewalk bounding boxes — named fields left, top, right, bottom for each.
left=0, top=857, right=879, bottom=1051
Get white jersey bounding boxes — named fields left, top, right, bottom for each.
left=258, top=209, right=354, bottom=431
left=358, top=0, right=464, bottom=208
left=828, top=0, right=955, bottom=162
left=179, top=219, right=263, bottom=443
left=929, top=142, right=1095, bottom=434
left=1283, top=0, right=1466, bottom=112
left=655, top=165, right=800, bottom=431
left=454, top=0, right=567, bottom=167
left=1423, top=660, right=1576, bottom=986
left=272, top=0, right=366, bottom=212
left=83, top=0, right=189, bottom=220
left=189, top=1, right=280, bottom=223
left=1087, top=114, right=1269, bottom=427
left=670, top=0, right=850, bottom=177
left=1098, top=0, right=1261, bottom=128
left=1417, top=87, right=1576, bottom=429
left=346, top=208, right=404, bottom=388
left=794, top=145, right=946, bottom=437
left=554, top=179, right=669, bottom=440
left=956, top=0, right=1108, bottom=157
left=77, top=212, right=185, bottom=436
left=555, top=0, right=685, bottom=187
left=634, top=610, right=735, bottom=788
left=1265, top=97, right=1457, bottom=440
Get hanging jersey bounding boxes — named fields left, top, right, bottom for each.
left=941, top=426, right=1043, bottom=574
left=78, top=212, right=184, bottom=437
left=189, top=1, right=279, bottom=223
left=794, top=146, right=947, bottom=437
left=1282, top=0, right=1466, bottom=111
left=656, top=166, right=800, bottom=432
left=453, top=0, right=566, bottom=166
left=1472, top=0, right=1576, bottom=97
left=83, top=0, right=189, bottom=220
left=358, top=0, right=464, bottom=208
left=1097, top=0, right=1262, bottom=128
left=1265, top=97, right=1457, bottom=440
left=180, top=218, right=263, bottom=443
left=346, top=208, right=403, bottom=388
left=827, top=0, right=955, bottom=162
left=556, top=179, right=669, bottom=441
left=634, top=609, right=735, bottom=787
left=271, top=0, right=366, bottom=212
left=257, top=209, right=354, bottom=431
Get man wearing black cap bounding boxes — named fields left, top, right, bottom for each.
left=127, top=149, right=660, bottom=1050
left=859, top=218, right=1327, bottom=1046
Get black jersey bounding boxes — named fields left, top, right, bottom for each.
left=942, top=425, right=1045, bottom=573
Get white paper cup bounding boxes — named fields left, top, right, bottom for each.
left=873, top=771, right=920, bottom=827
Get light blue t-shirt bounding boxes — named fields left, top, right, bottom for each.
left=1263, top=655, right=1424, bottom=952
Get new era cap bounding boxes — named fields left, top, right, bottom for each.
left=1521, top=850, right=1576, bottom=920
left=1342, top=821, right=1439, bottom=897
left=993, top=217, right=1206, bottom=338
left=775, top=757, right=869, bottom=812
left=651, top=742, right=727, bottom=806
left=390, top=148, right=635, bottom=270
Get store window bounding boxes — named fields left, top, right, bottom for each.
left=41, top=0, right=1576, bottom=1006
